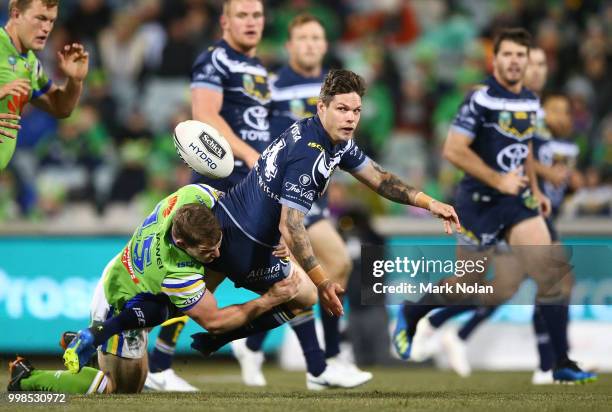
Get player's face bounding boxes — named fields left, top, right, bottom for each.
left=191, top=236, right=222, bottom=264
left=287, top=21, right=327, bottom=72
left=493, top=40, right=529, bottom=87
left=524, top=49, right=548, bottom=94
left=13, top=0, right=57, bottom=51
left=544, top=97, right=572, bottom=137
left=318, top=93, right=362, bottom=144
left=221, top=0, right=264, bottom=54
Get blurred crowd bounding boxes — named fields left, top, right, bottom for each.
left=1, top=0, right=612, bottom=224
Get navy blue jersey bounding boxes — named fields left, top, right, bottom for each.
left=269, top=65, right=326, bottom=139
left=191, top=40, right=271, bottom=188
left=532, top=108, right=579, bottom=213
left=219, top=115, right=369, bottom=246
left=451, top=76, right=540, bottom=197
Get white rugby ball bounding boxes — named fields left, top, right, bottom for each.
left=173, top=120, right=234, bottom=179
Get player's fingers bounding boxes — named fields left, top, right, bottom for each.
left=443, top=219, right=452, bottom=235
left=0, top=114, right=20, bottom=121
left=0, top=128, right=16, bottom=139
left=0, top=122, right=20, bottom=130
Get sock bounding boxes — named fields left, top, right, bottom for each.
left=320, top=305, right=340, bottom=358
left=428, top=305, right=476, bottom=328
left=246, top=332, right=268, bottom=352
left=458, top=306, right=497, bottom=340
left=403, top=292, right=448, bottom=337
left=20, top=367, right=109, bottom=394
left=290, top=308, right=326, bottom=376
left=91, top=295, right=171, bottom=347
left=533, top=305, right=554, bottom=371
left=149, top=316, right=188, bottom=373
left=191, top=304, right=295, bottom=355
left=536, top=301, right=569, bottom=366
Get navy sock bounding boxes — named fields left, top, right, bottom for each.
left=320, top=306, right=340, bottom=358
left=533, top=305, right=554, bottom=371
left=429, top=305, right=476, bottom=328
left=458, top=306, right=497, bottom=340
left=91, top=297, right=170, bottom=347
left=290, top=308, right=326, bottom=377
left=403, top=292, right=447, bottom=337
left=149, top=318, right=187, bottom=372
left=246, top=332, right=268, bottom=352
left=537, top=302, right=569, bottom=366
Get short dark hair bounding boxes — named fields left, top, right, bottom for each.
left=172, top=203, right=221, bottom=248
left=542, top=91, right=570, bottom=105
left=319, top=69, right=366, bottom=106
left=493, top=28, right=532, bottom=55
left=288, top=13, right=323, bottom=39
left=222, top=0, right=263, bottom=16
left=10, top=0, right=59, bottom=14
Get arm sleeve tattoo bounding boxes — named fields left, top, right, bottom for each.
left=284, top=207, right=318, bottom=272
left=371, top=161, right=420, bottom=205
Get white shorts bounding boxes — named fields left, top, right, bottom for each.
left=90, top=257, right=148, bottom=360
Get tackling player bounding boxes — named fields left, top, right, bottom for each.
left=231, top=14, right=371, bottom=388
left=1, top=0, right=89, bottom=170
left=392, top=29, right=595, bottom=384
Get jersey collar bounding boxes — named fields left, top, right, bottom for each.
left=1, top=27, right=28, bottom=58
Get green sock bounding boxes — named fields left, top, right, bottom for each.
left=19, top=367, right=109, bottom=394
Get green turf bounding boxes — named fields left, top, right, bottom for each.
left=0, top=358, right=610, bottom=412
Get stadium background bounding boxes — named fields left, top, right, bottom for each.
left=1, top=0, right=611, bottom=373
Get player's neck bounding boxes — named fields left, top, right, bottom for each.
left=4, top=23, right=25, bottom=54
left=494, top=72, right=522, bottom=94
left=289, top=60, right=322, bottom=78
left=224, top=35, right=257, bottom=58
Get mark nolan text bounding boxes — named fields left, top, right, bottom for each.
left=373, top=282, right=493, bottom=294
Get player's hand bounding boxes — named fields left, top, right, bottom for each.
left=266, top=272, right=299, bottom=304
left=534, top=190, right=552, bottom=217
left=429, top=200, right=461, bottom=235
left=547, top=164, right=571, bottom=188
left=57, top=43, right=89, bottom=82
left=497, top=167, right=529, bottom=195
left=0, top=113, right=21, bottom=142
left=0, top=79, right=30, bottom=100
left=272, top=241, right=291, bottom=259
left=318, top=279, right=344, bottom=317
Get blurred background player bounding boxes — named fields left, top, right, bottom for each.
left=145, top=0, right=276, bottom=391
left=230, top=13, right=372, bottom=388
left=1, top=0, right=88, bottom=170
left=393, top=28, right=595, bottom=384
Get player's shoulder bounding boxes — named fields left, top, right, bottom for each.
left=174, top=184, right=220, bottom=208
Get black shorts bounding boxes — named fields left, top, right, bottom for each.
left=455, top=187, right=540, bottom=247
left=207, top=205, right=292, bottom=293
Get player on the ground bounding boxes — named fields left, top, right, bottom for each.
left=144, top=0, right=271, bottom=391
left=231, top=13, right=371, bottom=388
left=185, top=69, right=459, bottom=391
left=1, top=0, right=88, bottom=170
left=392, top=28, right=595, bottom=384
left=17, top=183, right=300, bottom=394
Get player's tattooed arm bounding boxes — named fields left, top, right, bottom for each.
left=279, top=206, right=318, bottom=271
left=352, top=160, right=420, bottom=206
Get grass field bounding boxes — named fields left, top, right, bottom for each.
left=0, top=358, right=610, bottom=412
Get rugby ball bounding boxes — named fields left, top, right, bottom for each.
left=173, top=120, right=234, bottom=178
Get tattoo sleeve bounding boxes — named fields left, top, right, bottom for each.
left=284, top=207, right=318, bottom=272
left=371, top=161, right=420, bottom=205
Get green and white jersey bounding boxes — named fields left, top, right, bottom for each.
left=0, top=28, right=52, bottom=170
left=103, top=184, right=219, bottom=312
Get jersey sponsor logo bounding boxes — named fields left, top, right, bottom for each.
left=243, top=106, right=269, bottom=131
left=177, top=261, right=197, bottom=268
left=133, top=235, right=155, bottom=274
left=199, top=131, right=227, bottom=159
left=256, top=171, right=281, bottom=201
left=154, top=233, right=163, bottom=270
left=183, top=289, right=205, bottom=306
left=188, top=142, right=219, bottom=169
left=246, top=263, right=281, bottom=280
left=7, top=93, right=28, bottom=114
left=284, top=181, right=316, bottom=201
left=195, top=63, right=221, bottom=83
left=121, top=242, right=139, bottom=284
left=308, top=142, right=324, bottom=152
left=162, top=195, right=178, bottom=217
left=243, top=74, right=255, bottom=95
left=496, top=143, right=529, bottom=172
left=299, top=174, right=311, bottom=186
left=314, top=151, right=342, bottom=180
left=290, top=122, right=302, bottom=142
left=261, top=138, right=286, bottom=181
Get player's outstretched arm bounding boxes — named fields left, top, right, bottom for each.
left=185, top=276, right=298, bottom=334
left=279, top=205, right=345, bottom=316
left=351, top=160, right=461, bottom=234
left=526, top=141, right=551, bottom=217
left=192, top=88, right=261, bottom=168
left=31, top=44, right=88, bottom=118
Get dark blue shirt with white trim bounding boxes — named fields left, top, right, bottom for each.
left=220, top=115, right=369, bottom=246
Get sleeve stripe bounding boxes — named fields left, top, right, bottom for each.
left=31, top=79, right=52, bottom=99
left=195, top=184, right=219, bottom=206
left=162, top=277, right=202, bottom=289
left=343, top=156, right=370, bottom=173
left=279, top=198, right=310, bottom=215
left=162, top=284, right=205, bottom=298
left=161, top=280, right=205, bottom=296
left=190, top=82, right=223, bottom=92
left=163, top=274, right=203, bottom=283
left=450, top=125, right=476, bottom=138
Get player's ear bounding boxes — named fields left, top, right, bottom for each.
left=220, top=14, right=228, bottom=30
